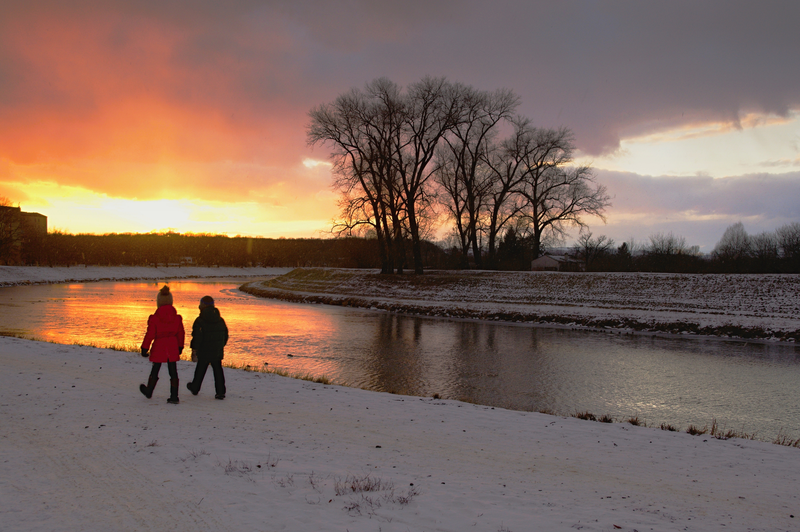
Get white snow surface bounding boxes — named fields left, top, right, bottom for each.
left=2, top=336, right=799, bottom=532
left=2, top=266, right=799, bottom=531
left=0, top=265, right=293, bottom=286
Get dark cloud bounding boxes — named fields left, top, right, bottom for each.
left=3, top=1, right=798, bottom=157
left=600, top=170, right=800, bottom=219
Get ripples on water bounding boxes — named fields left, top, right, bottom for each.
left=1, top=279, right=798, bottom=439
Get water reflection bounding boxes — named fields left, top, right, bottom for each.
left=1, top=279, right=799, bottom=439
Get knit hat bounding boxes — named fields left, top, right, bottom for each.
left=156, top=285, right=173, bottom=307
left=199, top=295, right=215, bottom=310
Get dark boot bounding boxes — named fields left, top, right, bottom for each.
left=186, top=381, right=198, bottom=395
left=139, top=376, right=158, bottom=399
left=167, top=378, right=179, bottom=404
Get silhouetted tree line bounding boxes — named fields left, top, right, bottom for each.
left=18, top=232, right=458, bottom=270
left=13, top=224, right=800, bottom=274
left=563, top=223, right=800, bottom=274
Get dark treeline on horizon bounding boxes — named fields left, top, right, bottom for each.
left=15, top=232, right=454, bottom=270
left=7, top=227, right=800, bottom=274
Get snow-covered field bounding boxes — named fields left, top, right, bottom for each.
left=243, top=268, right=800, bottom=342
left=0, top=265, right=292, bottom=286
left=2, top=265, right=799, bottom=531
left=2, top=336, right=798, bottom=532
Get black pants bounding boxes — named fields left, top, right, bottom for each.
left=191, top=358, right=226, bottom=395
left=150, top=361, right=178, bottom=380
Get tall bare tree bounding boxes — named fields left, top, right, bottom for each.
left=436, top=87, right=518, bottom=268
left=713, top=222, right=752, bottom=264
left=308, top=80, right=407, bottom=273
left=482, top=118, right=534, bottom=267
left=394, top=77, right=465, bottom=274
left=776, top=222, right=800, bottom=264
left=512, top=125, right=610, bottom=259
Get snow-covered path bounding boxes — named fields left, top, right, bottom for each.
left=1, top=336, right=797, bottom=532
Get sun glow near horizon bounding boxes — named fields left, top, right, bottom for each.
left=17, top=185, right=337, bottom=238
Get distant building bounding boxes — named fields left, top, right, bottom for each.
left=531, top=254, right=584, bottom=272
left=21, top=211, right=47, bottom=236
left=0, top=206, right=48, bottom=265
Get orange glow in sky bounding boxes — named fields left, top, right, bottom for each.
left=1, top=2, right=798, bottom=247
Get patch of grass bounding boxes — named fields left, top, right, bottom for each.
left=181, top=448, right=210, bottom=462
left=772, top=430, right=800, bottom=448
left=0, top=332, right=138, bottom=353
left=222, top=459, right=255, bottom=477
left=222, top=361, right=334, bottom=385
left=686, top=424, right=708, bottom=436
left=572, top=411, right=597, bottom=421
left=0, top=331, right=39, bottom=341
left=660, top=422, right=678, bottom=432
left=334, top=474, right=391, bottom=496
left=307, top=471, right=325, bottom=492
left=74, top=340, right=138, bottom=352
left=145, top=440, right=159, bottom=447
left=275, top=474, right=294, bottom=488
left=598, top=414, right=615, bottom=423
left=298, top=373, right=331, bottom=385
left=626, top=416, right=644, bottom=427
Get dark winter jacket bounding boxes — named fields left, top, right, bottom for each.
left=141, top=305, right=185, bottom=363
left=190, top=306, right=228, bottom=361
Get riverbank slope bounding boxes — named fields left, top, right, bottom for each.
left=242, top=268, right=800, bottom=342
left=1, top=336, right=797, bottom=532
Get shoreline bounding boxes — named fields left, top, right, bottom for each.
left=240, top=268, right=800, bottom=344
left=0, top=265, right=293, bottom=287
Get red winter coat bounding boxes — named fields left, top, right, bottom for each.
left=141, top=305, right=185, bottom=363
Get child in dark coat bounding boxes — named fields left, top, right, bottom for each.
left=187, top=295, right=228, bottom=399
left=139, top=285, right=185, bottom=403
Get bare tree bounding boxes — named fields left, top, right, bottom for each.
left=751, top=231, right=779, bottom=260
left=482, top=118, right=540, bottom=266
left=648, top=232, right=688, bottom=255
left=574, top=231, right=615, bottom=271
left=513, top=125, right=610, bottom=259
left=394, top=77, right=465, bottom=274
left=308, top=80, right=406, bottom=273
left=436, top=87, right=518, bottom=268
left=713, top=222, right=752, bottom=264
left=776, top=222, right=800, bottom=263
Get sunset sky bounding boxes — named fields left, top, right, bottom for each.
left=2, top=1, right=799, bottom=251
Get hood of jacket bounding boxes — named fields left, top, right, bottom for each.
left=199, top=305, right=223, bottom=323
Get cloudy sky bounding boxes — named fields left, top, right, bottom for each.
left=2, top=0, right=799, bottom=251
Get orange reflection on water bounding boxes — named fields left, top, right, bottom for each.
left=31, top=280, right=340, bottom=372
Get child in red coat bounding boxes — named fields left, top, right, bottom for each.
left=139, top=285, right=185, bottom=403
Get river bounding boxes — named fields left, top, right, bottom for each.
left=2, top=278, right=798, bottom=440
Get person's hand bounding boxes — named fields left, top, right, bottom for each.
left=191, top=349, right=197, bottom=362
left=179, top=346, right=184, bottom=354
left=141, top=348, right=149, bottom=357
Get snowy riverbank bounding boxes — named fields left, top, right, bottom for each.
left=242, top=268, right=800, bottom=342
left=0, top=265, right=293, bottom=286
left=2, top=335, right=798, bottom=532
